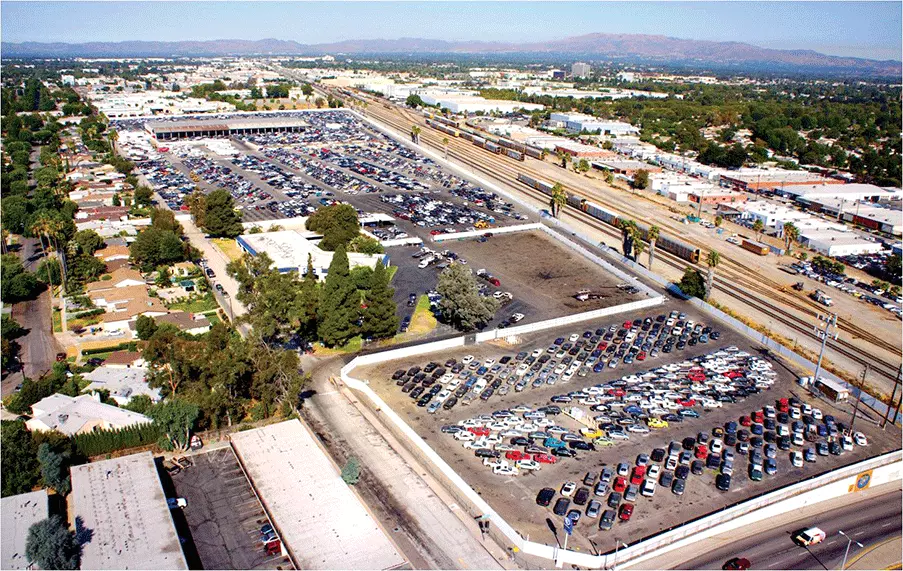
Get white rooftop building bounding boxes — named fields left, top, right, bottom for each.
left=81, top=367, right=162, bottom=406
left=548, top=112, right=640, bottom=136
left=26, top=394, right=152, bottom=436
left=236, top=230, right=387, bottom=278
left=419, top=91, right=544, bottom=114
left=1, top=490, right=49, bottom=570
left=800, top=229, right=884, bottom=257
left=70, top=452, right=188, bottom=570
left=785, top=183, right=899, bottom=203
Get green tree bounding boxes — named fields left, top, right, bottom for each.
left=0, top=254, right=40, bottom=302
left=135, top=314, right=158, bottom=340
left=306, top=204, right=360, bottom=251
left=133, top=185, right=153, bottom=207
left=37, top=443, right=71, bottom=495
left=1, top=196, right=30, bottom=235
left=362, top=261, right=398, bottom=340
left=25, top=516, right=80, bottom=570
left=705, top=250, right=721, bottom=299
left=122, top=394, right=155, bottom=415
left=129, top=227, right=186, bottom=271
left=73, top=229, right=105, bottom=256
left=782, top=222, right=799, bottom=253
left=752, top=218, right=765, bottom=241
left=317, top=246, right=360, bottom=347
left=406, top=94, right=424, bottom=108
left=677, top=267, right=707, bottom=299
left=36, top=258, right=62, bottom=286
left=299, top=255, right=319, bottom=338
left=632, top=169, right=650, bottom=190
left=187, top=191, right=207, bottom=229
left=148, top=399, right=200, bottom=451
left=577, top=158, right=590, bottom=172
left=300, top=83, right=314, bottom=98
left=437, top=264, right=500, bottom=331
left=549, top=182, right=567, bottom=218
left=1, top=420, right=40, bottom=497
left=349, top=235, right=384, bottom=255
left=200, top=189, right=243, bottom=238
left=886, top=254, right=901, bottom=282
left=647, top=225, right=660, bottom=270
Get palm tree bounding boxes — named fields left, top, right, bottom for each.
left=550, top=183, right=567, bottom=218
left=782, top=222, right=799, bottom=254
left=442, top=137, right=449, bottom=160
left=411, top=125, right=421, bottom=144
left=753, top=219, right=765, bottom=241
left=705, top=250, right=721, bottom=299
left=556, top=150, right=571, bottom=169
left=618, top=219, right=639, bottom=258
left=647, top=225, right=660, bottom=270
left=633, top=236, right=646, bottom=263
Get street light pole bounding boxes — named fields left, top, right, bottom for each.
left=838, top=530, right=863, bottom=571
left=850, top=364, right=867, bottom=433
left=812, top=313, right=838, bottom=387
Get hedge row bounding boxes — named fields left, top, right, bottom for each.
left=71, top=422, right=163, bottom=457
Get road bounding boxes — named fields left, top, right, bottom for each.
left=675, top=486, right=902, bottom=570
left=299, top=356, right=508, bottom=570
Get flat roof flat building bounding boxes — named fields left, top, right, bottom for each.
left=1, top=490, right=49, bottom=570
left=237, top=230, right=387, bottom=278
left=147, top=116, right=308, bottom=140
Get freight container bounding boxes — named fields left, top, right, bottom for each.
left=740, top=239, right=769, bottom=256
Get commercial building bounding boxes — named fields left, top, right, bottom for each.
left=783, top=182, right=897, bottom=204
left=26, top=394, right=152, bottom=436
left=1, top=490, right=49, bottom=570
left=553, top=140, right=614, bottom=159
left=70, top=452, right=188, bottom=570
left=719, top=169, right=841, bottom=192
left=592, top=160, right=662, bottom=177
left=802, top=198, right=903, bottom=237
left=522, top=86, right=672, bottom=100
left=548, top=112, right=640, bottom=136
left=230, top=420, right=405, bottom=570
left=419, top=92, right=544, bottom=114
left=689, top=187, right=748, bottom=206
left=147, top=116, right=308, bottom=141
left=800, top=229, right=884, bottom=257
left=571, top=62, right=592, bottom=78
left=236, top=230, right=388, bottom=278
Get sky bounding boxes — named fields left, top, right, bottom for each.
left=2, top=1, right=901, bottom=61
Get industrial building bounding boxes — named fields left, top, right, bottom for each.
left=147, top=116, right=308, bottom=140
left=800, top=229, right=885, bottom=257
left=781, top=182, right=898, bottom=204
left=548, top=112, right=640, bottom=136
left=802, top=198, right=903, bottom=237
left=592, top=160, right=662, bottom=176
left=236, top=230, right=388, bottom=277
left=1, top=490, right=49, bottom=570
left=230, top=420, right=405, bottom=570
left=70, top=452, right=188, bottom=570
left=419, top=92, right=544, bottom=114
left=718, top=169, right=841, bottom=192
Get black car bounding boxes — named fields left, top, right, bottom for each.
left=706, top=454, right=721, bottom=470
left=474, top=448, right=499, bottom=458
left=409, top=386, right=424, bottom=399
left=417, top=395, right=432, bottom=407
left=511, top=436, right=530, bottom=446
left=651, top=448, right=667, bottom=462
left=716, top=473, right=732, bottom=491
left=607, top=492, right=622, bottom=508
left=443, top=397, right=458, bottom=410
left=553, top=498, right=571, bottom=516
left=536, top=488, right=556, bottom=507
left=552, top=448, right=578, bottom=458
left=599, top=509, right=616, bottom=531
left=691, top=460, right=705, bottom=475
left=569, top=441, right=594, bottom=451
left=829, top=441, right=843, bottom=456
left=683, top=437, right=697, bottom=450
left=573, top=487, right=591, bottom=506
left=675, top=465, right=690, bottom=480
left=672, top=478, right=686, bottom=495
left=659, top=471, right=674, bottom=488
left=392, top=369, right=407, bottom=380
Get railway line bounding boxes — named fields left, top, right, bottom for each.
left=355, top=95, right=901, bottom=386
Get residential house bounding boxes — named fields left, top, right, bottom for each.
left=100, top=298, right=169, bottom=335
left=25, top=393, right=152, bottom=436
left=152, top=311, right=211, bottom=335
left=86, top=268, right=146, bottom=292
left=94, top=244, right=131, bottom=263
left=82, top=366, right=161, bottom=405
left=103, top=350, right=145, bottom=369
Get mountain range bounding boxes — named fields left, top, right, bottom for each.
left=3, top=33, right=900, bottom=77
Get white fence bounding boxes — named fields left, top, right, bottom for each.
left=432, top=223, right=543, bottom=242
left=380, top=237, right=424, bottom=248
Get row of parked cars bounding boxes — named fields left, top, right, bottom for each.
left=382, top=192, right=500, bottom=229
left=791, top=260, right=902, bottom=317
left=261, top=146, right=379, bottom=194
left=538, top=396, right=869, bottom=531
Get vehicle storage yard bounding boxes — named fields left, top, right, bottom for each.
left=351, top=303, right=902, bottom=556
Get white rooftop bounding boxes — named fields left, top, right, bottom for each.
left=230, top=420, right=405, bottom=570
left=27, top=394, right=152, bottom=436
left=237, top=230, right=383, bottom=274
left=786, top=183, right=898, bottom=200
left=70, top=452, right=188, bottom=570
left=81, top=366, right=162, bottom=406
left=1, top=490, right=49, bottom=570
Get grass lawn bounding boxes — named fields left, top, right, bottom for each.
left=206, top=312, right=222, bottom=326
left=387, top=265, right=398, bottom=282
left=407, top=295, right=437, bottom=336
left=313, top=335, right=363, bottom=356
left=68, top=314, right=102, bottom=330
left=52, top=308, right=62, bottom=333
left=167, top=293, right=219, bottom=313
left=211, top=238, right=243, bottom=262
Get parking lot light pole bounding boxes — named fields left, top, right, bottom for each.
left=812, top=313, right=838, bottom=386
left=838, top=530, right=863, bottom=571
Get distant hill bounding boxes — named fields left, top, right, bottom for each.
left=3, top=33, right=900, bottom=77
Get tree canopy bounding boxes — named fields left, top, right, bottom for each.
left=362, top=261, right=398, bottom=340
left=26, top=516, right=80, bottom=570
left=199, top=189, right=243, bottom=238
left=306, top=204, right=360, bottom=251
left=437, top=264, right=499, bottom=331
left=317, top=246, right=360, bottom=347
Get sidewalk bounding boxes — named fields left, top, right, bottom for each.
left=847, top=535, right=902, bottom=570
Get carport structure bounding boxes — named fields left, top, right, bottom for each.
left=147, top=117, right=308, bottom=140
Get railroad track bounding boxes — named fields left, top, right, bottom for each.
left=360, top=101, right=902, bottom=385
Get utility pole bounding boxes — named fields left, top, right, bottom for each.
left=849, top=364, right=867, bottom=433
left=811, top=313, right=838, bottom=386
left=884, top=366, right=903, bottom=428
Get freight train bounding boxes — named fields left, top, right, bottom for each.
left=422, top=115, right=533, bottom=161
left=517, top=173, right=701, bottom=263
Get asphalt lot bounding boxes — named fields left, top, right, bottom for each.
left=168, top=448, right=288, bottom=570
left=352, top=301, right=902, bottom=556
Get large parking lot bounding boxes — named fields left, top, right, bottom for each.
left=351, top=302, right=902, bottom=555
left=166, top=448, right=289, bottom=570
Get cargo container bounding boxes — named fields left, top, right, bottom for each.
left=740, top=239, right=770, bottom=256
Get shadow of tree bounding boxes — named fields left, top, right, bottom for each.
left=74, top=516, right=93, bottom=546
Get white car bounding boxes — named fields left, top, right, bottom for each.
left=853, top=432, right=868, bottom=446
left=568, top=334, right=579, bottom=342
left=455, top=430, right=475, bottom=441
left=516, top=459, right=541, bottom=471
left=494, top=465, right=519, bottom=476
left=811, top=408, right=823, bottom=420
left=647, top=465, right=661, bottom=480
left=462, top=355, right=474, bottom=365
left=511, top=313, right=525, bottom=323
left=628, top=425, right=650, bottom=434
left=841, top=436, right=854, bottom=451
left=791, top=451, right=804, bottom=468
left=561, top=482, right=577, bottom=497
left=665, top=455, right=678, bottom=471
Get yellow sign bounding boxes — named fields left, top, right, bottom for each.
left=848, top=470, right=873, bottom=492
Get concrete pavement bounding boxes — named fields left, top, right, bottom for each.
left=301, top=356, right=507, bottom=570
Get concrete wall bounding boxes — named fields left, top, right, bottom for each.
left=432, top=223, right=543, bottom=242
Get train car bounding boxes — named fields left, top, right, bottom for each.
left=459, top=131, right=474, bottom=142
left=505, top=149, right=525, bottom=161
left=485, top=141, right=502, bottom=155
left=434, top=115, right=460, bottom=129
left=741, top=239, right=770, bottom=256
left=525, top=146, right=545, bottom=159
left=656, top=235, right=701, bottom=263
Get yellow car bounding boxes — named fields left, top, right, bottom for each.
left=593, top=437, right=616, bottom=447
left=647, top=418, right=669, bottom=429
left=581, top=428, right=603, bottom=439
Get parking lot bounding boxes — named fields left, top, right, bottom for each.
left=167, top=448, right=289, bottom=570
left=352, top=302, right=902, bottom=555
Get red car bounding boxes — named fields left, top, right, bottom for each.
left=613, top=476, right=628, bottom=493
left=695, top=445, right=708, bottom=459
left=597, top=342, right=608, bottom=350
left=740, top=416, right=752, bottom=427
left=725, top=370, right=744, bottom=379
left=636, top=352, right=646, bottom=361
left=623, top=321, right=632, bottom=329
left=752, top=410, right=764, bottom=423
left=468, top=427, right=490, bottom=436
left=533, top=454, right=558, bottom=464
left=678, top=399, right=696, bottom=407
left=608, top=389, right=626, bottom=397
left=687, top=373, right=706, bottom=382
left=630, top=466, right=646, bottom=485
left=506, top=450, right=529, bottom=461
left=265, top=539, right=281, bottom=556
left=723, top=557, right=751, bottom=570
left=777, top=398, right=790, bottom=413
left=619, top=503, right=634, bottom=521
left=430, top=229, right=442, bottom=235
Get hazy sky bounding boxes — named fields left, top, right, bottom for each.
left=2, top=1, right=901, bottom=61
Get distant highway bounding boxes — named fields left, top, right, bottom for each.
left=677, top=487, right=902, bottom=570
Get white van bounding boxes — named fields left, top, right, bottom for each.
left=792, top=527, right=826, bottom=546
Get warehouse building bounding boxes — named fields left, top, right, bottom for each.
left=147, top=116, right=308, bottom=140
left=592, top=159, right=662, bottom=176
left=230, top=420, right=405, bottom=570
left=548, top=112, right=640, bottom=136
left=1, top=490, right=49, bottom=570
left=236, top=230, right=388, bottom=278
left=719, top=169, right=841, bottom=192
left=70, top=452, right=188, bottom=570
left=800, top=229, right=884, bottom=257
left=782, top=182, right=898, bottom=203
left=803, top=198, right=903, bottom=237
